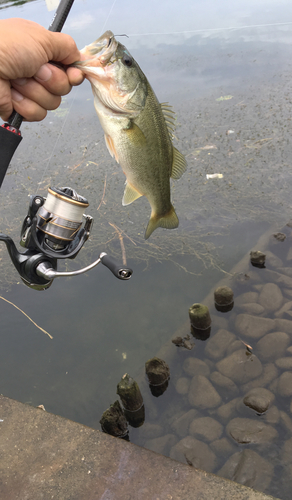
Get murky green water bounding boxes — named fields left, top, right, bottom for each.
left=1, top=0, right=292, bottom=497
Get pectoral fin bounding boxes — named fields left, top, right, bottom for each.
left=105, top=135, right=119, bottom=163
left=122, top=182, right=143, bottom=206
left=171, top=146, right=187, bottom=179
left=124, top=122, right=147, bottom=147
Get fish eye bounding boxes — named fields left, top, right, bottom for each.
left=122, top=53, right=133, bottom=67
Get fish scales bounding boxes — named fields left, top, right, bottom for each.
left=116, top=83, right=173, bottom=209
left=74, top=31, right=187, bottom=239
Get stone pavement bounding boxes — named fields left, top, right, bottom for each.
left=0, top=395, right=279, bottom=500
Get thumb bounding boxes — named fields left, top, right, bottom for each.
left=0, top=79, right=13, bottom=122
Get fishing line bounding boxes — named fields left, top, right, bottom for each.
left=128, top=21, right=292, bottom=37
left=38, top=0, right=118, bottom=189
left=36, top=92, right=77, bottom=189
left=99, top=0, right=118, bottom=35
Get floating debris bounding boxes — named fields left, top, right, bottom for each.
left=36, top=404, right=46, bottom=411
left=241, top=340, right=253, bottom=355
left=206, top=173, right=223, bottom=180
left=200, top=145, right=217, bottom=150
left=216, top=95, right=233, bottom=101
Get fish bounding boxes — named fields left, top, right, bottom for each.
left=74, top=31, right=187, bottom=239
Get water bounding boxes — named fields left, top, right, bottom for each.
left=1, top=0, right=292, bottom=497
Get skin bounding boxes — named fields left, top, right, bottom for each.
left=0, top=18, right=85, bottom=122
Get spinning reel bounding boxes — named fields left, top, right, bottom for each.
left=0, top=186, right=133, bottom=291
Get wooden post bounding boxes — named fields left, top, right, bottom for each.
left=99, top=400, right=128, bottom=438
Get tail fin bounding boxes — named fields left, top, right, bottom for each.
left=144, top=205, right=179, bottom=240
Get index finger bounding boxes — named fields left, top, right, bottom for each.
left=43, top=31, right=81, bottom=65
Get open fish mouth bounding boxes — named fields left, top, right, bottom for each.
left=72, top=30, right=118, bottom=70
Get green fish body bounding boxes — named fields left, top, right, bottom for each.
left=75, top=31, right=187, bottom=239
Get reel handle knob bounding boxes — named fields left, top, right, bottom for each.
left=100, top=253, right=133, bottom=280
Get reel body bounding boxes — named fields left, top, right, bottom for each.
left=0, top=187, right=133, bottom=290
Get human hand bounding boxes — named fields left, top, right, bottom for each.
left=0, top=18, right=84, bottom=122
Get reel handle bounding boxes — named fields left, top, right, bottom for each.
left=36, top=252, right=133, bottom=282
left=100, top=253, right=133, bottom=280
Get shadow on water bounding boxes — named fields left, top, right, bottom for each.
left=1, top=0, right=292, bottom=497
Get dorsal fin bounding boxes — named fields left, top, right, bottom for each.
left=160, top=102, right=176, bottom=138
left=171, top=146, right=187, bottom=179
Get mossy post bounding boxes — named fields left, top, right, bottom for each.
left=99, top=400, right=128, bottom=438
left=250, top=250, right=266, bottom=268
left=145, top=357, right=170, bottom=397
left=189, top=303, right=211, bottom=330
left=145, top=357, right=170, bottom=386
left=189, top=303, right=211, bottom=340
left=214, top=286, right=234, bottom=312
left=117, top=373, right=144, bottom=412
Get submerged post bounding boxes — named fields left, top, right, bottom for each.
left=189, top=303, right=211, bottom=340
left=145, top=357, right=170, bottom=397
left=99, top=400, right=128, bottom=438
left=117, top=373, right=144, bottom=412
left=214, top=286, right=234, bottom=312
left=250, top=250, right=266, bottom=268
left=117, top=373, right=145, bottom=428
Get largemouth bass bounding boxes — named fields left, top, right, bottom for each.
left=74, top=31, right=187, bottom=239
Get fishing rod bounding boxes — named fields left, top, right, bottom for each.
left=0, top=0, right=133, bottom=290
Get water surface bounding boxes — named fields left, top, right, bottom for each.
left=1, top=0, right=292, bottom=497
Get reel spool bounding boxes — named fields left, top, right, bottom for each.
left=0, top=186, right=133, bottom=291
left=36, top=187, right=89, bottom=251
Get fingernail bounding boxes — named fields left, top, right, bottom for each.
left=12, top=78, right=27, bottom=86
left=34, top=64, right=52, bottom=82
left=11, top=89, right=24, bottom=102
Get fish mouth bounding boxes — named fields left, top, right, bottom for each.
left=72, top=30, right=118, bottom=71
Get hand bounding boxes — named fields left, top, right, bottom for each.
left=0, top=18, right=84, bottom=122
